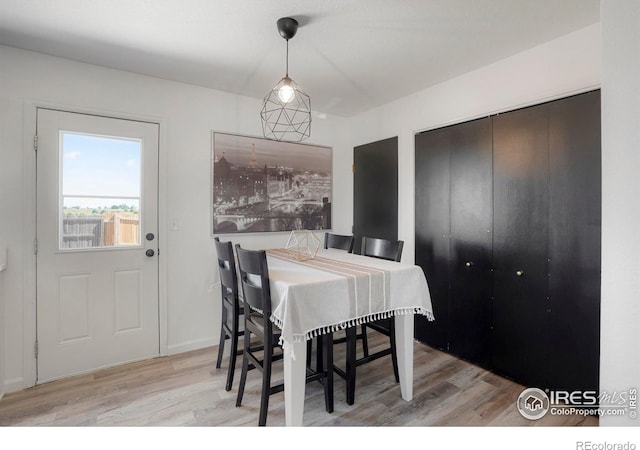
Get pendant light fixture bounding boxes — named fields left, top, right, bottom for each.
left=260, top=17, right=311, bottom=142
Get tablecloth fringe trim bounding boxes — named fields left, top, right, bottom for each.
left=272, top=307, right=435, bottom=356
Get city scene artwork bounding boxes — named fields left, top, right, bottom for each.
left=212, top=132, right=332, bottom=234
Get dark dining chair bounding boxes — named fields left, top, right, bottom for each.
left=214, top=237, right=244, bottom=392
left=234, top=244, right=334, bottom=426
left=336, top=236, right=404, bottom=405
left=324, top=232, right=355, bottom=253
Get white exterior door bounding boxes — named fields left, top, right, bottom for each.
left=36, top=108, right=159, bottom=383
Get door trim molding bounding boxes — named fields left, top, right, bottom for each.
left=21, top=99, right=168, bottom=388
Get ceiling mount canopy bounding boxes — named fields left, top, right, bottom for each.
left=260, top=16, right=311, bottom=142
left=277, top=17, right=298, bottom=40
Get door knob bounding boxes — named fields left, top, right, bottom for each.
left=146, top=233, right=155, bottom=241
left=516, top=270, right=524, bottom=276
left=465, top=262, right=473, bottom=267
left=146, top=249, right=155, bottom=257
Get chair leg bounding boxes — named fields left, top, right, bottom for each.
left=361, top=324, right=369, bottom=357
left=226, top=330, right=239, bottom=391
left=258, top=345, right=273, bottom=426
left=306, top=340, right=313, bottom=368
left=389, top=320, right=399, bottom=383
left=236, top=329, right=250, bottom=408
left=316, top=336, right=324, bottom=372
left=235, top=354, right=249, bottom=407
left=322, top=333, right=334, bottom=413
left=216, top=327, right=226, bottom=369
left=345, top=326, right=357, bottom=405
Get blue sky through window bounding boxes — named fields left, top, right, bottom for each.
left=62, top=132, right=141, bottom=209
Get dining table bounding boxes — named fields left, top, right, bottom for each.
left=265, top=246, right=434, bottom=426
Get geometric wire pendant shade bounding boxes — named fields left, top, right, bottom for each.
left=260, top=76, right=311, bottom=142
left=260, top=17, right=311, bottom=142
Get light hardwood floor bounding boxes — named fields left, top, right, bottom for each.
left=0, top=333, right=597, bottom=427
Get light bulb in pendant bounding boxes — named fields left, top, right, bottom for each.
left=278, top=80, right=295, bottom=103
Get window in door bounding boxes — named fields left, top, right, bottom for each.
left=60, top=132, right=142, bottom=250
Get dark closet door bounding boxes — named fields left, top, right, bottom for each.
left=492, top=104, right=550, bottom=388
left=548, top=91, right=601, bottom=393
left=414, top=128, right=450, bottom=350
left=353, top=137, right=398, bottom=254
left=448, top=118, right=493, bottom=368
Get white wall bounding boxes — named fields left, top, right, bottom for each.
left=0, top=248, right=5, bottom=400
left=0, top=45, right=352, bottom=392
left=600, top=0, right=640, bottom=426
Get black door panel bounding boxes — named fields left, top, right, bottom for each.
left=353, top=137, right=398, bottom=254
left=548, top=91, right=601, bottom=393
left=492, top=103, right=550, bottom=388
left=448, top=118, right=493, bottom=368
left=414, top=129, right=450, bottom=350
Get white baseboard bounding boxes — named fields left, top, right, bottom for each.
left=4, top=377, right=25, bottom=394
left=167, top=337, right=217, bottom=356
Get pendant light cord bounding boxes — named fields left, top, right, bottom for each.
left=285, top=39, right=289, bottom=77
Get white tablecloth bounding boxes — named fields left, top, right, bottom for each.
left=266, top=247, right=434, bottom=358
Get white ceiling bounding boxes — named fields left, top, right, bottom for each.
left=0, top=0, right=600, bottom=117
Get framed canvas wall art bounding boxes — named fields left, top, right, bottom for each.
left=212, top=132, right=332, bottom=234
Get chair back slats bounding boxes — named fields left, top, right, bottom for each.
left=324, top=232, right=355, bottom=253
left=215, top=238, right=237, bottom=285
left=360, top=236, right=404, bottom=262
left=218, top=264, right=236, bottom=294
left=240, top=281, right=267, bottom=314
left=235, top=245, right=272, bottom=315
left=214, top=237, right=240, bottom=317
left=215, top=237, right=234, bottom=262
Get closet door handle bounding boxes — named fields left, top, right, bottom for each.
left=465, top=261, right=473, bottom=267
left=516, top=270, right=524, bottom=276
